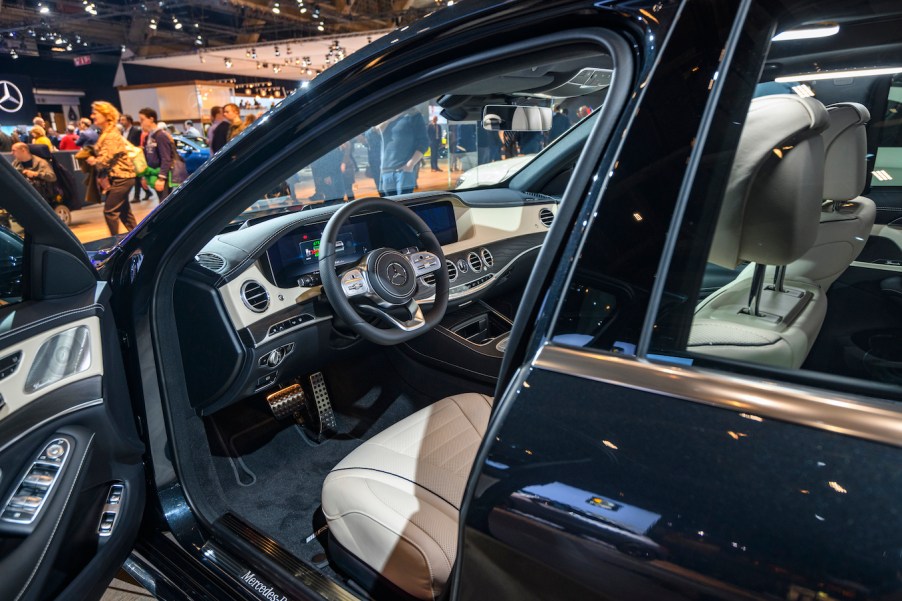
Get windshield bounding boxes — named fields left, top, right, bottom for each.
left=232, top=61, right=610, bottom=224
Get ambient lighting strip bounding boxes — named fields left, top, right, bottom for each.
left=775, top=67, right=902, bottom=82
left=772, top=25, right=840, bottom=42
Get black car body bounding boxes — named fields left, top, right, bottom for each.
left=2, top=0, right=902, bottom=600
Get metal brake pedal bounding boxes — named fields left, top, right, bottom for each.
left=265, top=384, right=307, bottom=420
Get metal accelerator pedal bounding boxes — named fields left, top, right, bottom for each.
left=307, top=372, right=337, bottom=439
left=265, top=384, right=307, bottom=420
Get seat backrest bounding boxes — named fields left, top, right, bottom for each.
left=784, top=102, right=875, bottom=290
left=709, top=95, right=829, bottom=269
left=690, top=95, right=830, bottom=369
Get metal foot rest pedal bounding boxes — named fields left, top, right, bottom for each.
left=308, top=372, right=337, bottom=438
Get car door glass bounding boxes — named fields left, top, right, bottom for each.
left=643, top=9, right=902, bottom=398
left=0, top=206, right=25, bottom=306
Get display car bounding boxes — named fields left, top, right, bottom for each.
left=173, top=135, right=212, bottom=175
left=3, top=0, right=902, bottom=599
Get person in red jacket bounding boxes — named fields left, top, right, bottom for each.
left=58, top=125, right=79, bottom=150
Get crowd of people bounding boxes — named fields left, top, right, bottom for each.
left=1, top=98, right=588, bottom=235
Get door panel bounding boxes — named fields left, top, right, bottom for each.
left=0, top=161, right=145, bottom=600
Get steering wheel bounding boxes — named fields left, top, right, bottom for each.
left=319, top=198, right=449, bottom=345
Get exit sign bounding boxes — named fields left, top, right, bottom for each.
left=73, top=56, right=91, bottom=67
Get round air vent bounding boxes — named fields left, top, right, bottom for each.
left=422, top=273, right=436, bottom=287
left=480, top=248, right=494, bottom=268
left=468, top=252, right=483, bottom=272
left=539, top=208, right=554, bottom=228
left=240, top=280, right=270, bottom=313
left=446, top=260, right=458, bottom=282
left=196, top=252, right=226, bottom=273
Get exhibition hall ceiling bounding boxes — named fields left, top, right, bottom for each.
left=0, top=0, right=444, bottom=60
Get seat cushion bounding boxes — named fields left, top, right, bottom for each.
left=322, top=393, right=493, bottom=600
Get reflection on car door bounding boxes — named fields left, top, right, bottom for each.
left=0, top=159, right=145, bottom=601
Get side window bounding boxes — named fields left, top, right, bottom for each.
left=0, top=208, right=25, bottom=306
left=873, top=74, right=902, bottom=186
left=641, top=9, right=902, bottom=398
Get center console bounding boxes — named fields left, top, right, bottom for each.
left=402, top=300, right=512, bottom=384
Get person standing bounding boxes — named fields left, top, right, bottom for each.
left=223, top=103, right=245, bottom=142
left=75, top=117, right=99, bottom=147
left=58, top=126, right=79, bottom=150
left=119, top=114, right=144, bottom=202
left=207, top=106, right=227, bottom=153
left=549, top=105, right=571, bottom=140
left=138, top=108, right=176, bottom=202
left=427, top=116, right=443, bottom=172
left=182, top=120, right=202, bottom=137
left=86, top=101, right=137, bottom=235
left=379, top=109, right=429, bottom=196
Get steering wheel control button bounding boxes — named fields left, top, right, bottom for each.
left=409, top=252, right=441, bottom=277
left=340, top=269, right=370, bottom=298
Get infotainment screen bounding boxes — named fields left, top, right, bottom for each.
left=411, top=201, right=457, bottom=246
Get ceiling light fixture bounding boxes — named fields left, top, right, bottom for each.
left=224, top=58, right=232, bottom=68
left=772, top=24, right=839, bottom=42
left=274, top=45, right=280, bottom=56
left=149, top=18, right=157, bottom=30
left=38, top=3, right=50, bottom=14
left=251, top=48, right=257, bottom=59
left=272, top=2, right=280, bottom=13
left=317, top=21, right=324, bottom=31
left=775, top=66, right=902, bottom=82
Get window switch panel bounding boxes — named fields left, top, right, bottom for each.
left=1, top=437, right=71, bottom=526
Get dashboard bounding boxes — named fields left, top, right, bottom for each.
left=179, top=191, right=555, bottom=414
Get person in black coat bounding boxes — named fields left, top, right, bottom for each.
left=120, top=114, right=144, bottom=202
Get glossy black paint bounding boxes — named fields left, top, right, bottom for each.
left=463, top=368, right=902, bottom=600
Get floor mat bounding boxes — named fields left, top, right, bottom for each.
left=204, top=375, right=429, bottom=571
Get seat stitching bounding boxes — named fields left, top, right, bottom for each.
left=330, top=467, right=460, bottom=510
left=448, top=395, right=484, bottom=435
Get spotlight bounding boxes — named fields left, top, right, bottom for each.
left=66, top=43, right=72, bottom=50
left=38, top=3, right=50, bottom=14
left=149, top=18, right=157, bottom=29
left=317, top=22, right=324, bottom=32
left=195, top=35, right=202, bottom=45
left=274, top=45, right=280, bottom=56
left=300, top=6, right=306, bottom=12
left=251, top=48, right=257, bottom=59
left=224, top=58, right=232, bottom=68
left=175, top=22, right=182, bottom=29
left=272, top=2, right=280, bottom=13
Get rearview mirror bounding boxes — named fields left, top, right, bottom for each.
left=482, top=105, right=552, bottom=132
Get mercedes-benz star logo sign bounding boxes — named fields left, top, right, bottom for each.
left=387, top=262, right=408, bottom=287
left=0, top=81, right=25, bottom=114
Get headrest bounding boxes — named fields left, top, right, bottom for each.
left=823, top=102, right=870, bottom=201
left=709, top=95, right=829, bottom=269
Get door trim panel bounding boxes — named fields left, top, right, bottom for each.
left=534, top=344, right=902, bottom=447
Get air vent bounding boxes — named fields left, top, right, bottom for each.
left=446, top=260, right=458, bottom=282
left=480, top=248, right=494, bottom=268
left=196, top=252, right=226, bottom=273
left=539, top=208, right=554, bottom=228
left=422, top=273, right=436, bottom=287
left=468, top=252, right=483, bottom=272
left=240, top=281, right=270, bottom=313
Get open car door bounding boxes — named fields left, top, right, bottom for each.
left=0, top=159, right=145, bottom=601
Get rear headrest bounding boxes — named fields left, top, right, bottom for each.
left=823, top=102, right=870, bottom=201
left=709, top=95, right=829, bottom=269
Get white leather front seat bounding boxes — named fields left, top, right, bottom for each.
left=322, top=393, right=492, bottom=600
left=690, top=95, right=830, bottom=369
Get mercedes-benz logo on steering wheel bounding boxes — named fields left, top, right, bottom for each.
left=0, top=81, right=24, bottom=114
left=387, top=262, right=408, bottom=286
